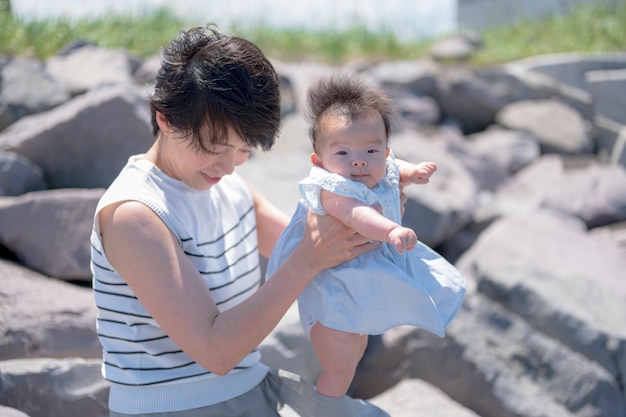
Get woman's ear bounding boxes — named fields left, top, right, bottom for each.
left=310, top=153, right=323, bottom=167
left=155, top=112, right=172, bottom=135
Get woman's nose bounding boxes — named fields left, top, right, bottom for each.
left=217, top=155, right=236, bottom=175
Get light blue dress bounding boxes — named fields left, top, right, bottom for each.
left=266, top=155, right=466, bottom=337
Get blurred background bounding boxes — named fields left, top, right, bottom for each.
left=7, top=0, right=622, bottom=41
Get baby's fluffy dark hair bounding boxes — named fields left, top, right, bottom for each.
left=305, top=74, right=394, bottom=152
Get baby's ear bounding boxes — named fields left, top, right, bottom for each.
left=386, top=148, right=390, bottom=158
left=310, top=153, right=323, bottom=167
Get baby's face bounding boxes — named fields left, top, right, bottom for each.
left=313, top=113, right=388, bottom=189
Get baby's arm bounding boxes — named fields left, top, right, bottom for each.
left=320, top=189, right=417, bottom=254
left=396, top=159, right=437, bottom=186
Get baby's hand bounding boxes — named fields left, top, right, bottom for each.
left=410, top=162, right=437, bottom=184
left=387, top=226, right=418, bottom=254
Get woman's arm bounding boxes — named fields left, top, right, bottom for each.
left=98, top=196, right=376, bottom=376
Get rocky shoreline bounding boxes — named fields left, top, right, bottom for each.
left=1, top=35, right=625, bottom=417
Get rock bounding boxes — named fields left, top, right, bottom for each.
left=0, top=57, right=70, bottom=132
left=611, top=127, right=626, bottom=167
left=388, top=92, right=441, bottom=131
left=477, top=155, right=626, bottom=228
left=504, top=52, right=626, bottom=124
left=496, top=99, right=593, bottom=154
left=271, top=60, right=340, bottom=112
left=0, top=405, right=31, bottom=417
left=482, top=63, right=595, bottom=125
left=370, top=378, right=481, bottom=417
left=0, top=358, right=108, bottom=417
left=363, top=59, right=440, bottom=100
left=0, top=151, right=46, bottom=196
left=0, top=258, right=100, bottom=359
left=437, top=67, right=514, bottom=134
left=0, top=85, right=153, bottom=189
left=465, top=126, right=541, bottom=173
left=457, top=210, right=626, bottom=383
left=356, top=292, right=624, bottom=417
left=45, top=44, right=141, bottom=96
left=133, top=54, right=161, bottom=86
left=430, top=35, right=479, bottom=62
left=446, top=137, right=511, bottom=192
left=0, top=188, right=104, bottom=280
left=589, top=220, right=626, bottom=249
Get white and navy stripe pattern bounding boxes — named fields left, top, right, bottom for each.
left=91, top=157, right=262, bottom=387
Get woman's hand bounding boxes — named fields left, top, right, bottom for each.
left=301, top=211, right=378, bottom=273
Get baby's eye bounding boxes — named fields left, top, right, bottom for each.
left=367, top=149, right=380, bottom=154
left=336, top=150, right=348, bottom=156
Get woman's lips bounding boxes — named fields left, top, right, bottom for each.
left=202, top=172, right=221, bottom=185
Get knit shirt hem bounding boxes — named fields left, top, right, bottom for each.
left=108, top=363, right=269, bottom=414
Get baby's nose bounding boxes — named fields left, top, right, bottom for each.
left=352, top=159, right=366, bottom=167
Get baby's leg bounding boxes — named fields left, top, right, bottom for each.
left=310, top=322, right=368, bottom=397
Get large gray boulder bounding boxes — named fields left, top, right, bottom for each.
left=0, top=151, right=46, bottom=196
left=362, top=59, right=441, bottom=100
left=45, top=43, right=141, bottom=96
left=437, top=67, right=514, bottom=134
left=495, top=99, right=593, bottom=154
left=0, top=358, right=108, bottom=417
left=465, top=126, right=541, bottom=173
left=475, top=155, right=626, bottom=229
left=371, top=378, right=481, bottom=417
left=0, top=85, right=153, bottom=189
left=0, top=57, right=70, bottom=132
left=0, top=405, right=31, bottom=417
left=357, top=293, right=624, bottom=417
left=0, top=258, right=100, bottom=360
left=457, top=210, right=626, bottom=384
left=0, top=188, right=104, bottom=281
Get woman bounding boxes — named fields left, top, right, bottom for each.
left=90, top=24, right=388, bottom=416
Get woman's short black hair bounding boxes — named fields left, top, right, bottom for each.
left=149, top=24, right=281, bottom=152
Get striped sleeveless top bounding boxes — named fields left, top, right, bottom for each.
left=90, top=155, right=267, bottom=414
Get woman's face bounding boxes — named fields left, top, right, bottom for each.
left=154, top=116, right=254, bottom=190
left=312, top=112, right=389, bottom=189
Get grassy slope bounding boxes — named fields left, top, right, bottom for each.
left=0, top=1, right=624, bottom=65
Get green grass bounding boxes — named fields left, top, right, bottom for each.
left=0, top=8, right=186, bottom=59
left=0, top=1, right=624, bottom=66
left=231, top=24, right=431, bottom=64
left=471, top=0, right=626, bottom=65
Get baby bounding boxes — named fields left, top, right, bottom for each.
left=267, top=74, right=466, bottom=398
